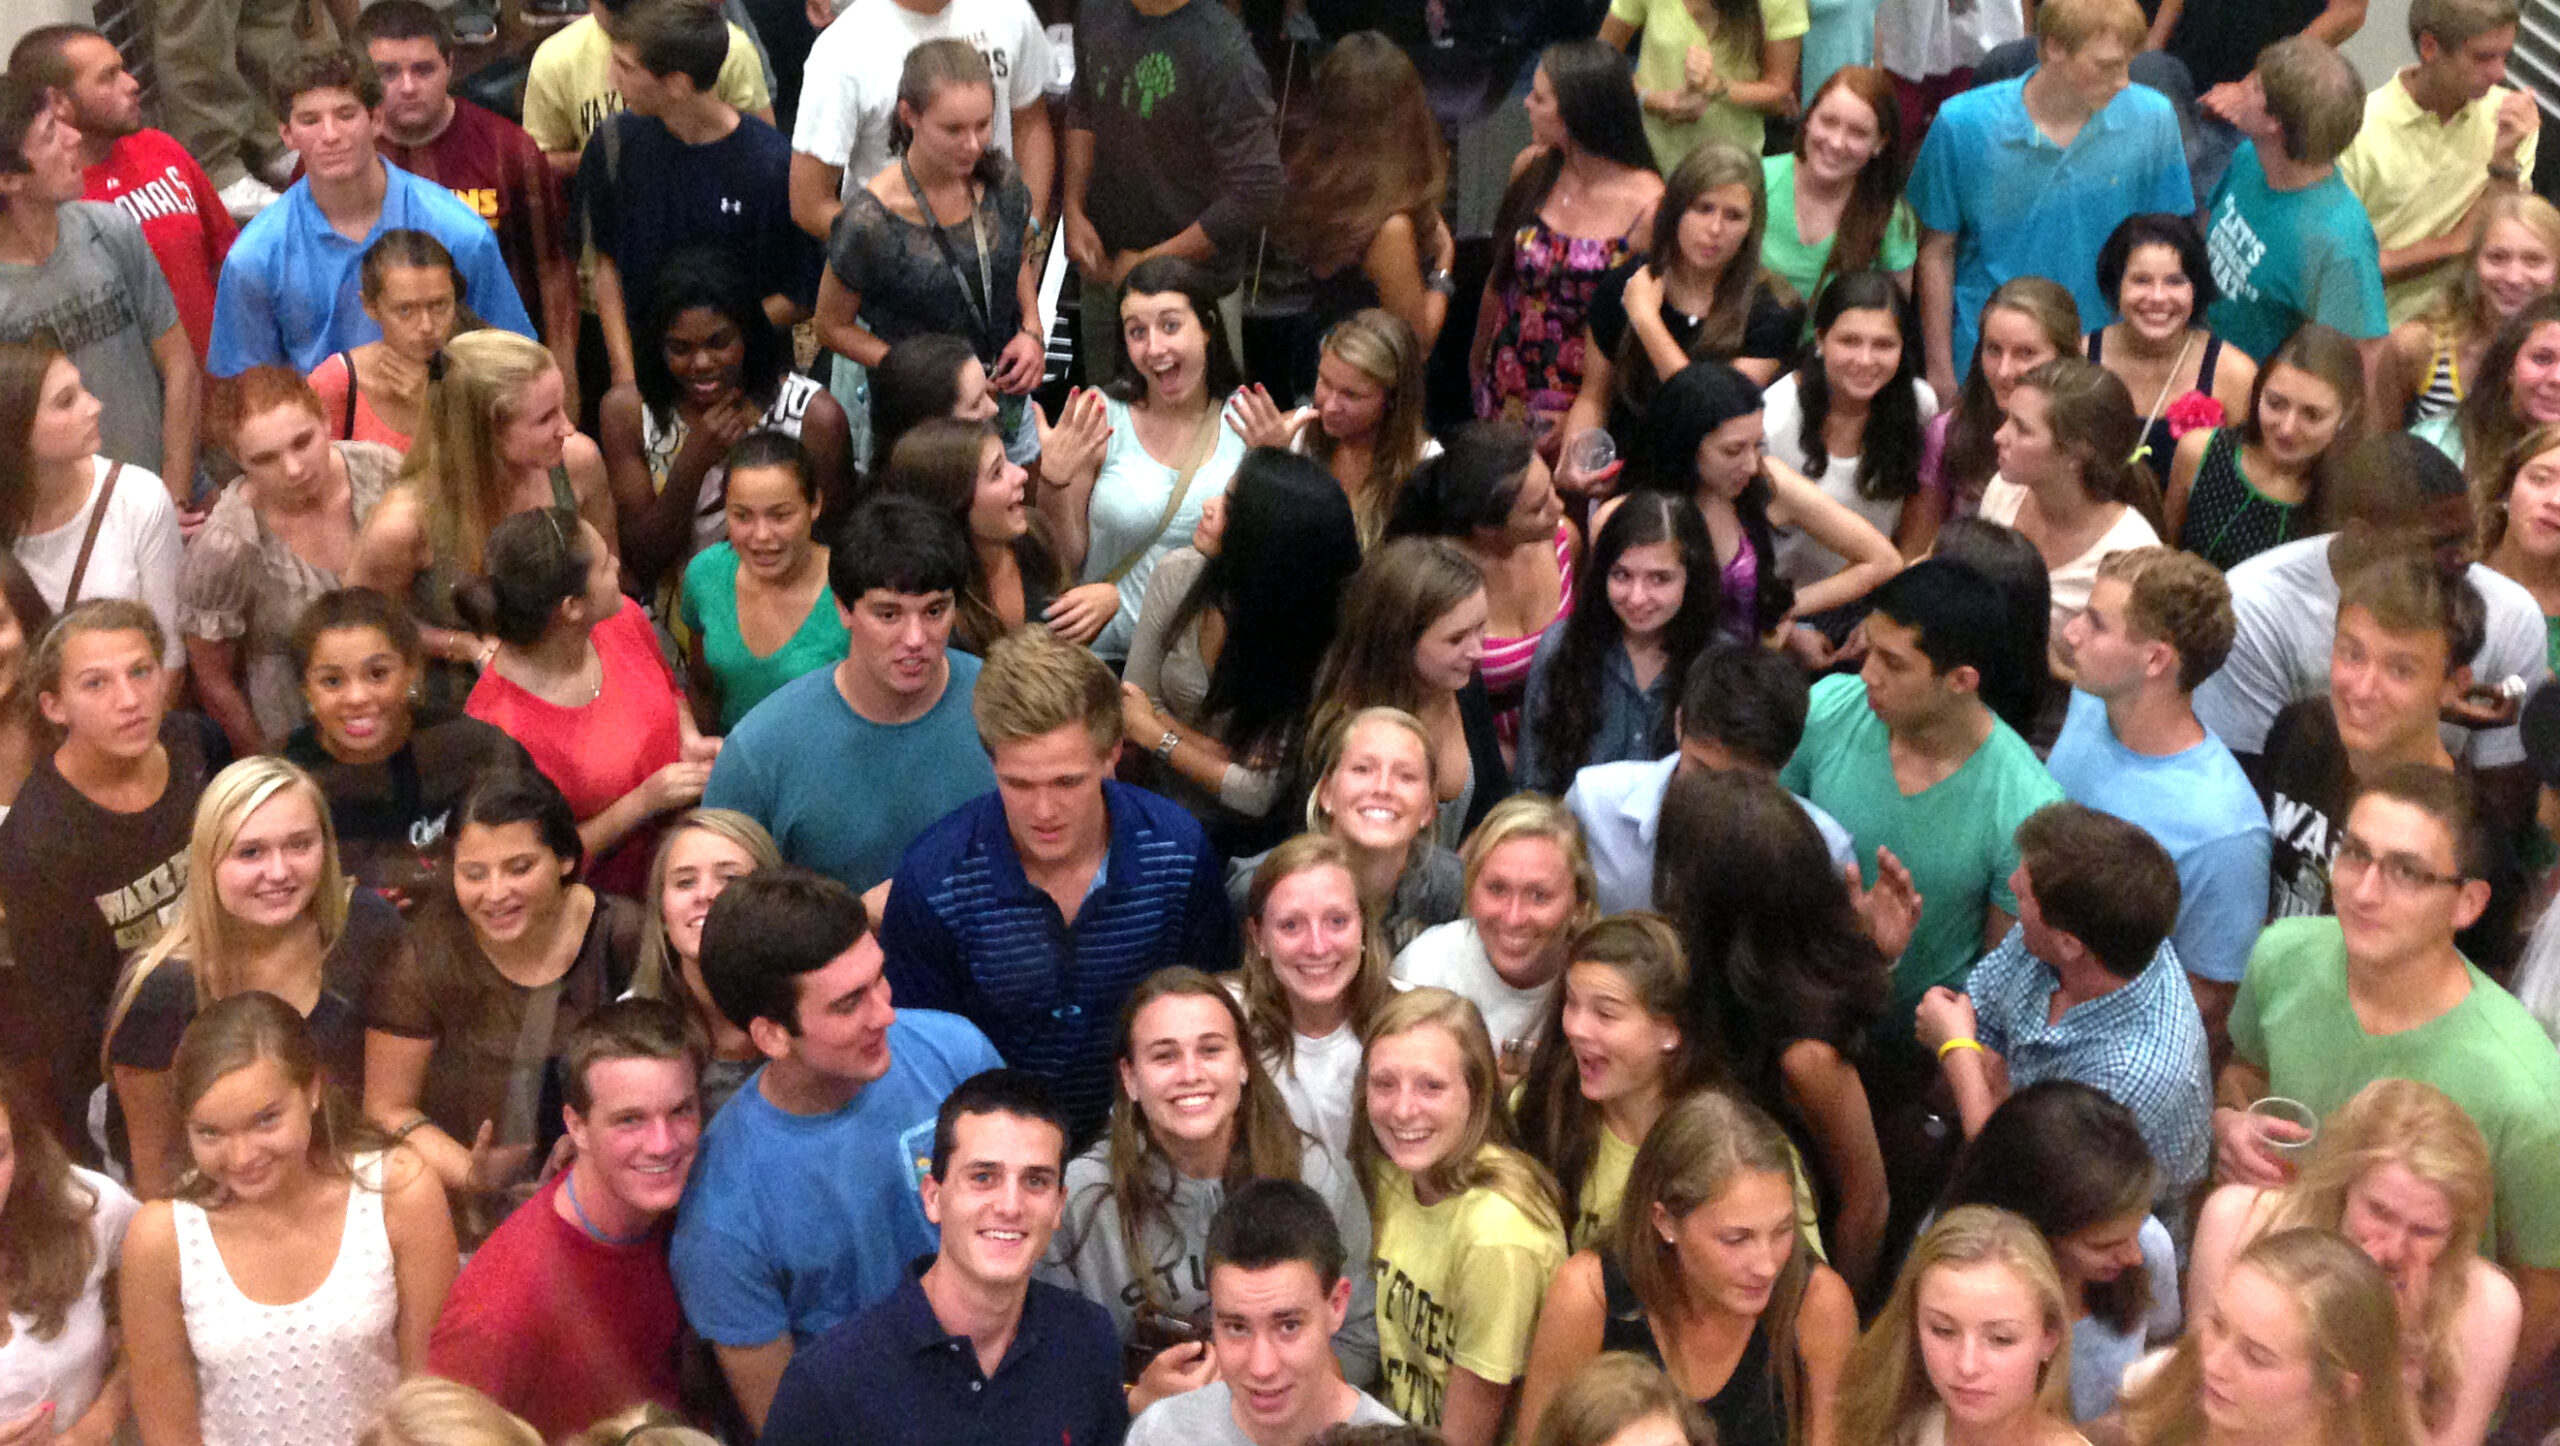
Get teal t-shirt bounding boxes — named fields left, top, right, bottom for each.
left=2202, top=142, right=2390, bottom=362
left=1779, top=673, right=2062, bottom=1020
left=2230, top=917, right=2560, bottom=1269
left=1759, top=153, right=1919, bottom=321
left=680, top=542, right=852, bottom=731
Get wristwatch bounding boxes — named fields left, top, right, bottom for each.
left=2489, top=161, right=2523, bottom=182
left=1425, top=267, right=1456, bottom=296
left=1155, top=729, right=1181, bottom=762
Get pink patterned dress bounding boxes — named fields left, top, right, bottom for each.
left=1474, top=217, right=1640, bottom=444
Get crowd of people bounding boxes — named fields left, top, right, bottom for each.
left=1, top=0, right=2559, bottom=1442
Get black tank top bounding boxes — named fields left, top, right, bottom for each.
left=1599, top=1253, right=1785, bottom=1446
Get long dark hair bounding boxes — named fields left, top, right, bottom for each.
left=1793, top=271, right=1926, bottom=503
left=1386, top=420, right=1534, bottom=540
left=1652, top=768, right=1889, bottom=1096
left=1106, top=257, right=1246, bottom=407
left=1940, top=1080, right=2160, bottom=1336
left=2013, top=357, right=2165, bottom=531
left=879, top=416, right=1067, bottom=653
left=451, top=506, right=592, bottom=647
left=1488, top=40, right=1656, bottom=299
left=632, top=246, right=789, bottom=430
left=868, top=333, right=979, bottom=469
left=1170, top=448, right=1364, bottom=767
left=0, top=334, right=69, bottom=549
left=0, top=1067, right=100, bottom=1342
left=2456, top=292, right=2560, bottom=485
left=1520, top=493, right=1716, bottom=794
left=1630, top=361, right=1794, bottom=637
left=1799, top=67, right=1908, bottom=302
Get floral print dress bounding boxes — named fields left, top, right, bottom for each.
left=1475, top=216, right=1640, bottom=443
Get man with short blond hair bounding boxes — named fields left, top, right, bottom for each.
left=2337, top=0, right=2539, bottom=324
left=881, top=628, right=1236, bottom=1138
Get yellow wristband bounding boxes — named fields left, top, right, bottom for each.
left=1938, top=1036, right=1985, bottom=1060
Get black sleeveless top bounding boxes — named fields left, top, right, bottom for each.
left=1600, top=1253, right=1785, bottom=1446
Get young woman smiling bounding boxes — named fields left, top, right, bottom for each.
left=1307, top=539, right=1508, bottom=847
left=1393, top=796, right=1602, bottom=1080
left=2085, top=215, right=2258, bottom=486
left=1042, top=257, right=1249, bottom=663
left=1979, top=357, right=2162, bottom=681
left=281, top=589, right=534, bottom=911
left=1519, top=1090, right=1858, bottom=1446
left=2117, top=1230, right=2413, bottom=1446
left=460, top=508, right=718, bottom=895
left=1044, top=969, right=1375, bottom=1401
left=181, top=367, right=402, bottom=756
left=1229, top=709, right=1466, bottom=956
left=1357, top=987, right=1569, bottom=1446
left=103, top=757, right=407, bottom=1198
left=1760, top=68, right=1920, bottom=313
left=121, top=994, right=457, bottom=1446
left=1938, top=1083, right=2179, bottom=1423
left=1560, top=142, right=1802, bottom=461
left=1230, top=309, right=1439, bottom=551
left=1122, top=447, right=1364, bottom=855
left=2164, top=324, right=2363, bottom=571
left=1238, top=834, right=1401, bottom=1161
left=2478, top=423, right=2560, bottom=674
left=2186, top=1080, right=2517, bottom=1446
left=0, top=1068, right=139, bottom=1446
left=2382, top=193, right=2560, bottom=428
left=877, top=416, right=1073, bottom=651
left=2414, top=293, right=2560, bottom=484
left=1763, top=271, right=1941, bottom=587
left=362, top=771, right=645, bottom=1227
left=351, top=331, right=621, bottom=711
left=628, top=807, right=781, bottom=1120
left=678, top=431, right=847, bottom=730
left=1836, top=1206, right=2083, bottom=1446
left=308, top=230, right=465, bottom=452
left=1511, top=914, right=1715, bottom=1249
left=604, top=249, right=851, bottom=595
left=1923, top=278, right=2083, bottom=516
left=1518, top=493, right=1719, bottom=794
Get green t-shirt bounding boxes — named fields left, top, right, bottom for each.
left=1610, top=0, right=1811, bottom=173
left=679, top=542, right=851, bottom=731
left=2230, top=917, right=2560, bottom=1268
left=1759, top=154, right=1920, bottom=321
left=1780, top=674, right=2061, bottom=1022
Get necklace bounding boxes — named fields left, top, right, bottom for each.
left=564, top=1169, right=654, bottom=1246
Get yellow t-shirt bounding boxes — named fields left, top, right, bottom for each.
left=1571, top=1122, right=1640, bottom=1251
left=1371, top=1152, right=1569, bottom=1428
left=1608, top=0, right=1811, bottom=173
left=520, top=15, right=775, bottom=157
left=2337, top=73, right=2542, bottom=326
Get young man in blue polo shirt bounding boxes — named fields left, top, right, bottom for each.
left=881, top=626, right=1236, bottom=1141
left=1909, top=0, right=2191, bottom=401
left=206, top=49, right=532, bottom=378
left=1917, top=802, right=2213, bottom=1209
left=759, top=1069, right=1126, bottom=1446
left=2201, top=36, right=2389, bottom=362
left=671, top=867, right=1005, bottom=1432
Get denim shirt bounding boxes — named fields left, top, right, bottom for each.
left=1516, top=629, right=1674, bottom=795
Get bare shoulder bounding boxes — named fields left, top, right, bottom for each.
left=122, top=1198, right=181, bottom=1271
left=1798, top=1263, right=1860, bottom=1347
left=1508, top=143, right=1554, bottom=182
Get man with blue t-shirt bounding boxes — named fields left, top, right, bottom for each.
left=2201, top=36, right=2389, bottom=361
left=671, top=867, right=1005, bottom=1433
left=205, top=48, right=533, bottom=378
left=705, top=493, right=996, bottom=894
left=1909, top=0, right=2190, bottom=400
left=2048, top=547, right=2270, bottom=1059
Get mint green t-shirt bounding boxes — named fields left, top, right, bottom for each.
left=679, top=542, right=851, bottom=731
left=1759, top=154, right=1920, bottom=320
left=1779, top=673, right=2061, bottom=1020
left=2230, top=917, right=2560, bottom=1268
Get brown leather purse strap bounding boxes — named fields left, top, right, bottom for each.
left=62, top=462, right=121, bottom=606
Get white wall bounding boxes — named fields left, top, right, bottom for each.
left=0, top=0, right=97, bottom=60
left=2342, top=0, right=2415, bottom=91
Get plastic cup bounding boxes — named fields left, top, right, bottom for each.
left=2248, top=1097, right=2320, bottom=1165
left=1565, top=428, right=1616, bottom=480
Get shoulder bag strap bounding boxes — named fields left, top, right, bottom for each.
left=338, top=351, right=359, bottom=437
left=1101, top=407, right=1224, bottom=586
left=62, top=462, right=121, bottom=607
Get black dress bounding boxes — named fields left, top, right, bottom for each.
left=1599, top=1252, right=1786, bottom=1446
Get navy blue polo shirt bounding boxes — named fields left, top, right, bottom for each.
left=879, top=780, right=1238, bottom=1138
left=759, top=1257, right=1128, bottom=1446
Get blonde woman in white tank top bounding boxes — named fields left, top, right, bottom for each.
left=119, top=994, right=456, bottom=1446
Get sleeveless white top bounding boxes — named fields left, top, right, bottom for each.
left=173, top=1152, right=400, bottom=1446
left=639, top=372, right=827, bottom=556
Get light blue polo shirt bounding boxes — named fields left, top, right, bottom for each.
left=207, top=159, right=535, bottom=377
left=1909, top=71, right=2192, bottom=369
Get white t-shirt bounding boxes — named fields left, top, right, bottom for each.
left=794, top=0, right=1053, bottom=199
left=1127, top=1380, right=1401, bottom=1446
left=0, top=1169, right=138, bottom=1425
left=1762, top=371, right=1938, bottom=586
left=1873, top=0, right=2022, bottom=81
left=1392, top=920, right=1560, bottom=1063
left=11, top=455, right=185, bottom=666
left=1267, top=1019, right=1363, bottom=1165
left=1978, top=475, right=2162, bottom=672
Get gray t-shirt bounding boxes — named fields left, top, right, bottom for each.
left=2193, top=534, right=2549, bottom=767
left=1126, top=1380, right=1401, bottom=1446
left=0, top=202, right=180, bottom=475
